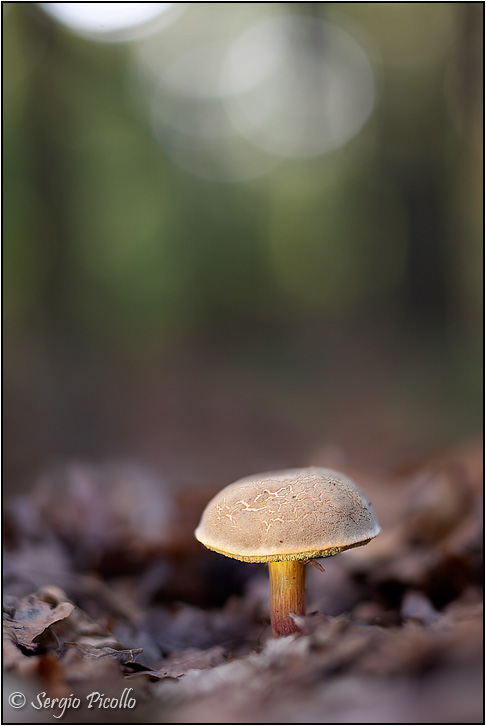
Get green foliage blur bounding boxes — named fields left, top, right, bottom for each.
left=3, top=3, right=483, bottom=489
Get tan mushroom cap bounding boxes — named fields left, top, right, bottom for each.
left=195, top=467, right=380, bottom=563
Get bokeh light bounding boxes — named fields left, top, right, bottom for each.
left=134, top=10, right=379, bottom=180
left=146, top=41, right=281, bottom=182
left=222, top=15, right=377, bottom=158
left=39, top=2, right=183, bottom=43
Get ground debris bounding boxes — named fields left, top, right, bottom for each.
left=3, top=588, right=74, bottom=650
left=2, top=443, right=483, bottom=723
left=136, top=645, right=228, bottom=680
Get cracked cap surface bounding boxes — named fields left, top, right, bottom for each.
left=194, top=467, right=381, bottom=562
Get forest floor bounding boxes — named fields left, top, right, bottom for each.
left=3, top=437, right=483, bottom=723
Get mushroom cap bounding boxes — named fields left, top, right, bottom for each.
left=195, top=467, right=380, bottom=563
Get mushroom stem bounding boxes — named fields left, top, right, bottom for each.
left=268, top=560, right=306, bottom=637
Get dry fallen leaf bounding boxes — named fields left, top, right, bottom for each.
left=140, top=645, right=227, bottom=680
left=3, top=591, right=74, bottom=651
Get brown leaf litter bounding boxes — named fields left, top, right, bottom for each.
left=2, top=444, right=483, bottom=723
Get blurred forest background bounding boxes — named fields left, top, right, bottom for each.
left=3, top=2, right=483, bottom=493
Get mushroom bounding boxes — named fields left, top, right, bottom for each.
left=195, top=467, right=380, bottom=637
